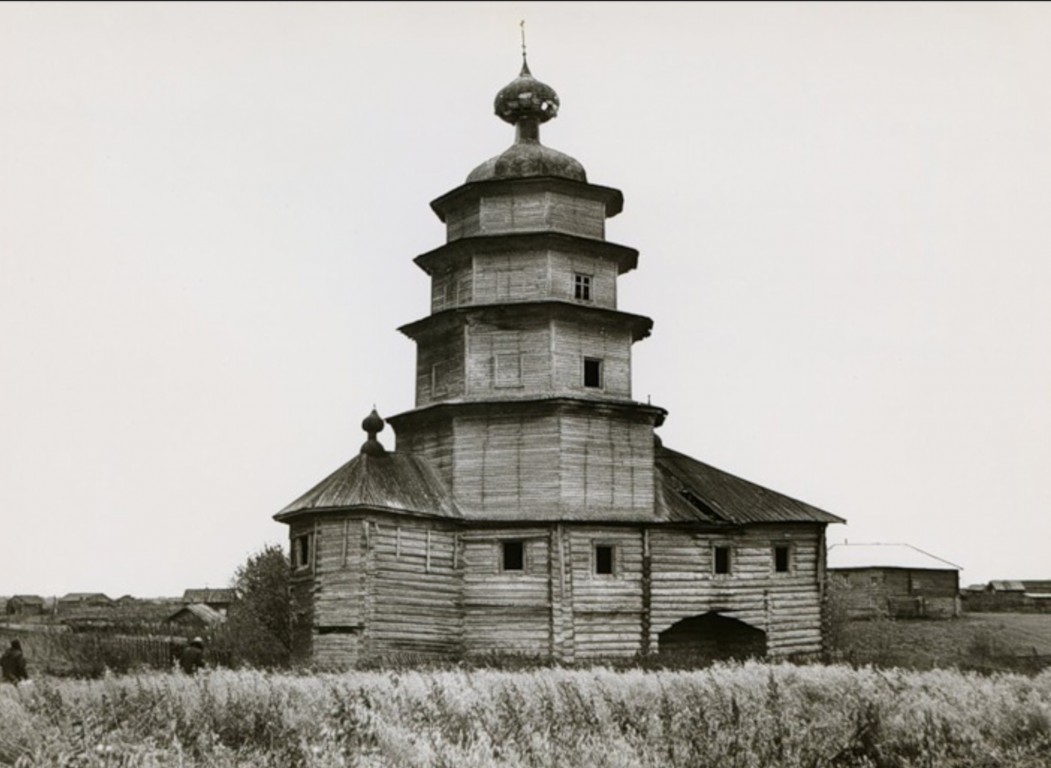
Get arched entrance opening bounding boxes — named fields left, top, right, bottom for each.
left=658, top=612, right=767, bottom=663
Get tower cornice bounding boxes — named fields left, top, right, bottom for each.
left=430, top=176, right=624, bottom=222
left=387, top=395, right=668, bottom=433
left=397, top=301, right=654, bottom=343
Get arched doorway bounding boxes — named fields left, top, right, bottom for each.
left=658, top=612, right=767, bottom=662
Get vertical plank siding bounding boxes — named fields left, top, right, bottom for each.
left=465, top=319, right=552, bottom=395
left=551, top=319, right=632, bottom=398
left=452, top=413, right=562, bottom=517
left=431, top=249, right=619, bottom=315
left=415, top=326, right=466, bottom=406
left=547, top=253, right=618, bottom=307
left=558, top=414, right=654, bottom=519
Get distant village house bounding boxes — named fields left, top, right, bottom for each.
left=827, top=543, right=960, bottom=619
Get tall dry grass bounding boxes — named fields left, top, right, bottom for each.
left=1, top=662, right=1049, bottom=766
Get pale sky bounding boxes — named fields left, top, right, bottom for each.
left=1, top=2, right=1049, bottom=598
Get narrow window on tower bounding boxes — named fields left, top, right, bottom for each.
left=574, top=273, right=592, bottom=301
left=293, top=533, right=314, bottom=571
left=594, top=544, right=615, bottom=575
left=714, top=545, right=732, bottom=575
left=502, top=540, right=525, bottom=572
left=774, top=545, right=791, bottom=573
left=583, top=357, right=603, bottom=388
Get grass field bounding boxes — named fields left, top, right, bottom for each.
left=2, top=662, right=1051, bottom=767
left=835, top=612, right=1051, bottom=673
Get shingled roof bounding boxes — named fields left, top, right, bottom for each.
left=654, top=445, right=844, bottom=525
left=275, top=452, right=462, bottom=521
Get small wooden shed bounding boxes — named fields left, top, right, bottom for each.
left=167, top=603, right=227, bottom=631
left=6, top=595, right=45, bottom=616
left=827, top=543, right=961, bottom=619
left=181, top=589, right=237, bottom=616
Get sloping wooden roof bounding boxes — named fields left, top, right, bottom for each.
left=10, top=594, right=45, bottom=605
left=827, top=543, right=961, bottom=571
left=168, top=603, right=226, bottom=626
left=275, top=452, right=462, bottom=521
left=182, top=588, right=236, bottom=604
left=59, top=592, right=112, bottom=603
left=654, top=446, right=843, bottom=525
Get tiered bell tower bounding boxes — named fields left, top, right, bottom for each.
left=387, top=59, right=666, bottom=521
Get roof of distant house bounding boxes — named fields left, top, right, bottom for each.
left=827, top=543, right=961, bottom=571
left=168, top=603, right=227, bottom=626
left=182, top=588, right=237, bottom=604
left=59, top=592, right=112, bottom=602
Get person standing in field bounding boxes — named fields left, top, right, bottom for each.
left=1, top=639, right=28, bottom=684
left=179, top=637, right=205, bottom=674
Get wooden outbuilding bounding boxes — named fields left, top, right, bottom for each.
left=6, top=595, right=45, bottom=616
left=57, top=593, right=113, bottom=615
left=275, top=57, right=845, bottom=668
left=167, top=603, right=227, bottom=631
left=181, top=589, right=237, bottom=616
left=962, top=580, right=1051, bottom=613
left=827, top=543, right=961, bottom=619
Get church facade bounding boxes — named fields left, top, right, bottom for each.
left=275, top=59, right=844, bottom=668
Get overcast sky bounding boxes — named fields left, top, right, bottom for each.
left=2, top=2, right=1049, bottom=597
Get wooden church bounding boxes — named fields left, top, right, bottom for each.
left=275, top=57, right=844, bottom=668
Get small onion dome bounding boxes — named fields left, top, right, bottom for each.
left=360, top=408, right=387, bottom=457
left=494, top=60, right=560, bottom=125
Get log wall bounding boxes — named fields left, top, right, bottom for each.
left=648, top=525, right=826, bottom=657
left=366, top=519, right=462, bottom=658
left=566, top=527, right=645, bottom=658
left=462, top=527, right=553, bottom=656
left=290, top=516, right=829, bottom=666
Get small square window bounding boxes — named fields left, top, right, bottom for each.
left=502, top=541, right=524, bottom=572
left=714, top=546, right=731, bottom=575
left=595, top=545, right=614, bottom=575
left=583, top=358, right=603, bottom=388
left=774, top=545, right=790, bottom=573
left=574, top=274, right=592, bottom=301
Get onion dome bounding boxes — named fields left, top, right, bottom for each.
left=360, top=408, right=387, bottom=457
left=494, top=60, right=560, bottom=125
left=467, top=58, right=586, bottom=183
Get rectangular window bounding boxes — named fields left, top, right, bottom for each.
left=293, top=533, right=313, bottom=570
left=714, top=546, right=731, bottom=575
left=494, top=353, right=522, bottom=388
left=595, top=545, right=614, bottom=575
left=431, top=362, right=448, bottom=397
left=502, top=540, right=524, bottom=572
left=574, top=273, right=592, bottom=301
left=774, top=545, right=791, bottom=573
left=583, top=357, right=603, bottom=388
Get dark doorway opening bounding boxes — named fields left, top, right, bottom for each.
left=658, top=612, right=767, bottom=663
